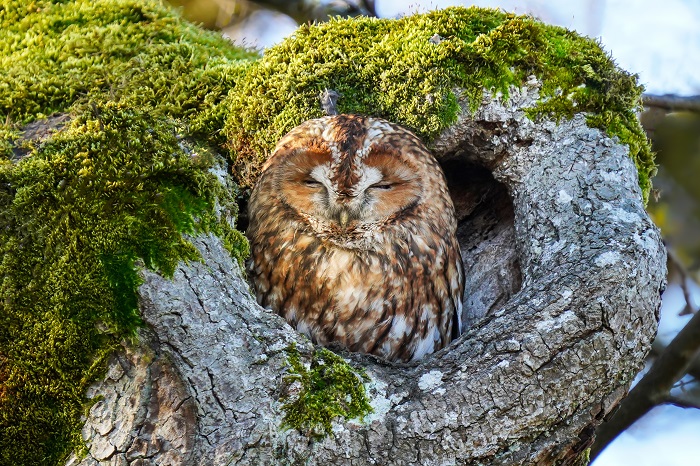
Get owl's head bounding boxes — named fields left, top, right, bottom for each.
left=253, top=115, right=447, bottom=241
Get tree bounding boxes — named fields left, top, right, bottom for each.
left=591, top=95, right=700, bottom=460
left=0, top=1, right=665, bottom=464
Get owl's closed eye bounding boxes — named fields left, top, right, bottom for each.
left=247, top=115, right=464, bottom=362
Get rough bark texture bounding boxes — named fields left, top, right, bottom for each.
left=68, top=81, right=666, bottom=465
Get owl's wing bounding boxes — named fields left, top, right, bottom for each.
left=451, top=248, right=465, bottom=341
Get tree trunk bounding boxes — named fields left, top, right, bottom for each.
left=68, top=82, right=666, bottom=465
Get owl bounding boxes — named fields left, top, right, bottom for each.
left=246, top=115, right=464, bottom=362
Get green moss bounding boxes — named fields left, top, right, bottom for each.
left=281, top=344, right=373, bottom=439
left=0, top=0, right=253, bottom=464
left=555, top=447, right=591, bottom=466
left=223, top=8, right=654, bottom=201
left=0, top=99, right=247, bottom=465
left=0, top=126, right=19, bottom=160
left=0, top=0, right=257, bottom=123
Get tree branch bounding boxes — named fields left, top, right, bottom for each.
left=591, top=308, right=700, bottom=459
left=642, top=94, right=700, bottom=113
left=652, top=340, right=700, bottom=382
left=668, top=250, right=698, bottom=316
left=73, top=92, right=667, bottom=465
left=667, top=393, right=700, bottom=410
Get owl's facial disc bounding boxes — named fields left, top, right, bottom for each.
left=274, top=142, right=423, bottom=235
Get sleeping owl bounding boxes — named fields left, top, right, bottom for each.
left=246, top=115, right=464, bottom=362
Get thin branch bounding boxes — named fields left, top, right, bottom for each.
left=642, top=94, right=700, bottom=113
left=666, top=393, right=700, bottom=410
left=668, top=250, right=698, bottom=316
left=652, top=339, right=700, bottom=388
left=591, top=309, right=700, bottom=460
left=671, top=377, right=697, bottom=390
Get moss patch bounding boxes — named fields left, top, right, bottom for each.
left=281, top=344, right=373, bottom=439
left=0, top=0, right=257, bottom=124
left=224, top=8, right=654, bottom=201
left=0, top=100, right=249, bottom=465
left=0, top=0, right=252, bottom=464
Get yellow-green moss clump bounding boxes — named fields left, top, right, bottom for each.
left=0, top=1, right=655, bottom=464
left=281, top=344, right=372, bottom=439
left=0, top=0, right=252, bottom=464
left=224, top=8, right=654, bottom=199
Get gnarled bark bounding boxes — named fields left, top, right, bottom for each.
left=69, top=81, right=666, bottom=465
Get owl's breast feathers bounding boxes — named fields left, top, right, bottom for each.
left=249, top=210, right=463, bottom=362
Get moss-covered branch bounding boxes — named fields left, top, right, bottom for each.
left=222, top=8, right=654, bottom=197
left=0, top=1, right=251, bottom=463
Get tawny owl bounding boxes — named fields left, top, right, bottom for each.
left=246, top=115, right=464, bottom=362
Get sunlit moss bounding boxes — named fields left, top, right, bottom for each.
left=224, top=8, right=654, bottom=201
left=281, top=344, right=372, bottom=439
left=0, top=1, right=655, bottom=464
left=0, top=0, right=252, bottom=464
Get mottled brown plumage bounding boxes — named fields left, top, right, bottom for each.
left=247, top=115, right=464, bottom=362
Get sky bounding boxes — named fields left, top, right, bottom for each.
left=227, top=1, right=700, bottom=464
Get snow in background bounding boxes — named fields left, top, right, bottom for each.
left=599, top=403, right=700, bottom=466
left=228, top=1, right=700, bottom=464
left=224, top=9, right=297, bottom=50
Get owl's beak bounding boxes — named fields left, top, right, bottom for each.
left=335, top=192, right=355, bottom=228
left=338, top=209, right=350, bottom=228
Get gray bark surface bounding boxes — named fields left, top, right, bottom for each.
left=68, top=81, right=666, bottom=465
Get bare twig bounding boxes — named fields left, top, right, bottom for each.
left=671, top=378, right=696, bottom=390
left=319, top=89, right=340, bottom=115
left=643, top=94, right=700, bottom=113
left=679, top=279, right=697, bottom=316
left=667, top=394, right=700, bottom=410
left=591, top=309, right=700, bottom=460
left=668, top=250, right=698, bottom=316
